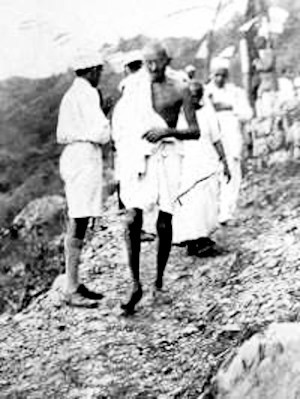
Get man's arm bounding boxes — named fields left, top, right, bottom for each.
left=213, top=140, right=231, bottom=182
left=81, top=88, right=110, bottom=144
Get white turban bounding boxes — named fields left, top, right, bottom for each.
left=71, top=51, right=104, bottom=71
left=123, top=50, right=143, bottom=67
left=185, top=64, right=196, bottom=73
left=210, top=57, right=230, bottom=73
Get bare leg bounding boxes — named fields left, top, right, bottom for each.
left=64, top=217, right=104, bottom=306
left=121, top=208, right=143, bottom=314
left=65, top=217, right=89, bottom=293
left=155, top=211, right=172, bottom=290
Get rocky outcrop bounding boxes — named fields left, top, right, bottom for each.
left=202, top=323, right=300, bottom=399
left=0, top=195, right=66, bottom=313
left=12, top=194, right=66, bottom=238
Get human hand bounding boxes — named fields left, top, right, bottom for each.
left=142, top=128, right=167, bottom=143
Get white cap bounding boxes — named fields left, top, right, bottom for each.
left=185, top=64, right=196, bottom=73
left=210, top=57, right=230, bottom=72
left=123, top=50, right=143, bottom=67
left=71, top=51, right=104, bottom=71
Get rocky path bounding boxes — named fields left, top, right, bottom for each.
left=2, top=161, right=300, bottom=399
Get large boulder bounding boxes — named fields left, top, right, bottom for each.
left=202, top=323, right=300, bottom=399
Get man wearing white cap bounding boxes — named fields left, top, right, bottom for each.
left=185, top=64, right=196, bottom=80
left=56, top=51, right=110, bottom=307
left=206, top=57, right=252, bottom=225
left=118, top=50, right=144, bottom=94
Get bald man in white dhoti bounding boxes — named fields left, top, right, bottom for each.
left=112, top=41, right=200, bottom=315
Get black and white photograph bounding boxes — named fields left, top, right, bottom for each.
left=1, top=0, right=300, bottom=397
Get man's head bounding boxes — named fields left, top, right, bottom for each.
left=211, top=57, right=230, bottom=88
left=189, top=80, right=204, bottom=110
left=213, top=68, right=228, bottom=88
left=143, top=41, right=171, bottom=82
left=125, top=60, right=143, bottom=75
left=185, top=64, right=196, bottom=80
left=76, top=65, right=103, bottom=88
left=123, top=50, right=143, bottom=76
left=72, top=52, right=104, bottom=88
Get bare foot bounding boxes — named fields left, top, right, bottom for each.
left=121, top=284, right=143, bottom=316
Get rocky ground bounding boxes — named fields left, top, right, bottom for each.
left=1, top=160, right=300, bottom=399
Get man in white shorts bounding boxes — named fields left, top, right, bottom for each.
left=112, top=41, right=200, bottom=315
left=57, top=52, right=110, bottom=307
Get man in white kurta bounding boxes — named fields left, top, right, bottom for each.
left=56, top=52, right=110, bottom=306
left=173, top=80, right=230, bottom=255
left=206, top=58, right=253, bottom=225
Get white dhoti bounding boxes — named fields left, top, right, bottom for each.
left=173, top=173, right=219, bottom=243
left=60, top=142, right=103, bottom=218
left=112, top=69, right=182, bottom=217
left=173, top=107, right=221, bottom=244
left=118, top=142, right=182, bottom=215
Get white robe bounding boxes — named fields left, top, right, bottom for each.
left=205, top=82, right=252, bottom=223
left=57, top=77, right=110, bottom=218
left=173, top=104, right=221, bottom=243
left=112, top=69, right=182, bottom=215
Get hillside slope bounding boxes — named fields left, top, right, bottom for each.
left=1, top=160, right=300, bottom=398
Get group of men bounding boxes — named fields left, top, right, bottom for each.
left=56, top=41, right=252, bottom=315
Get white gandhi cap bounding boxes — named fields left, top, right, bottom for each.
left=185, top=64, right=196, bottom=73
left=123, top=50, right=143, bottom=67
left=71, top=51, right=104, bottom=71
left=210, top=57, right=230, bottom=72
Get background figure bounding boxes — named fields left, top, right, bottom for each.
left=173, top=80, right=230, bottom=256
left=57, top=52, right=110, bottom=307
left=118, top=50, right=144, bottom=94
left=206, top=57, right=253, bottom=225
left=253, top=36, right=277, bottom=118
left=282, top=77, right=300, bottom=159
left=277, top=68, right=295, bottom=105
left=184, top=64, right=196, bottom=80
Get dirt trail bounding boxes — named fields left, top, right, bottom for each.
left=1, top=161, right=300, bottom=399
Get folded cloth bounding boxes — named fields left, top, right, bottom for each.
left=113, top=69, right=170, bottom=173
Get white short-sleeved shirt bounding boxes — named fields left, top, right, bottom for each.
left=56, top=77, right=110, bottom=218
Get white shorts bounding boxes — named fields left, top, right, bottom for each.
left=60, top=143, right=103, bottom=218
